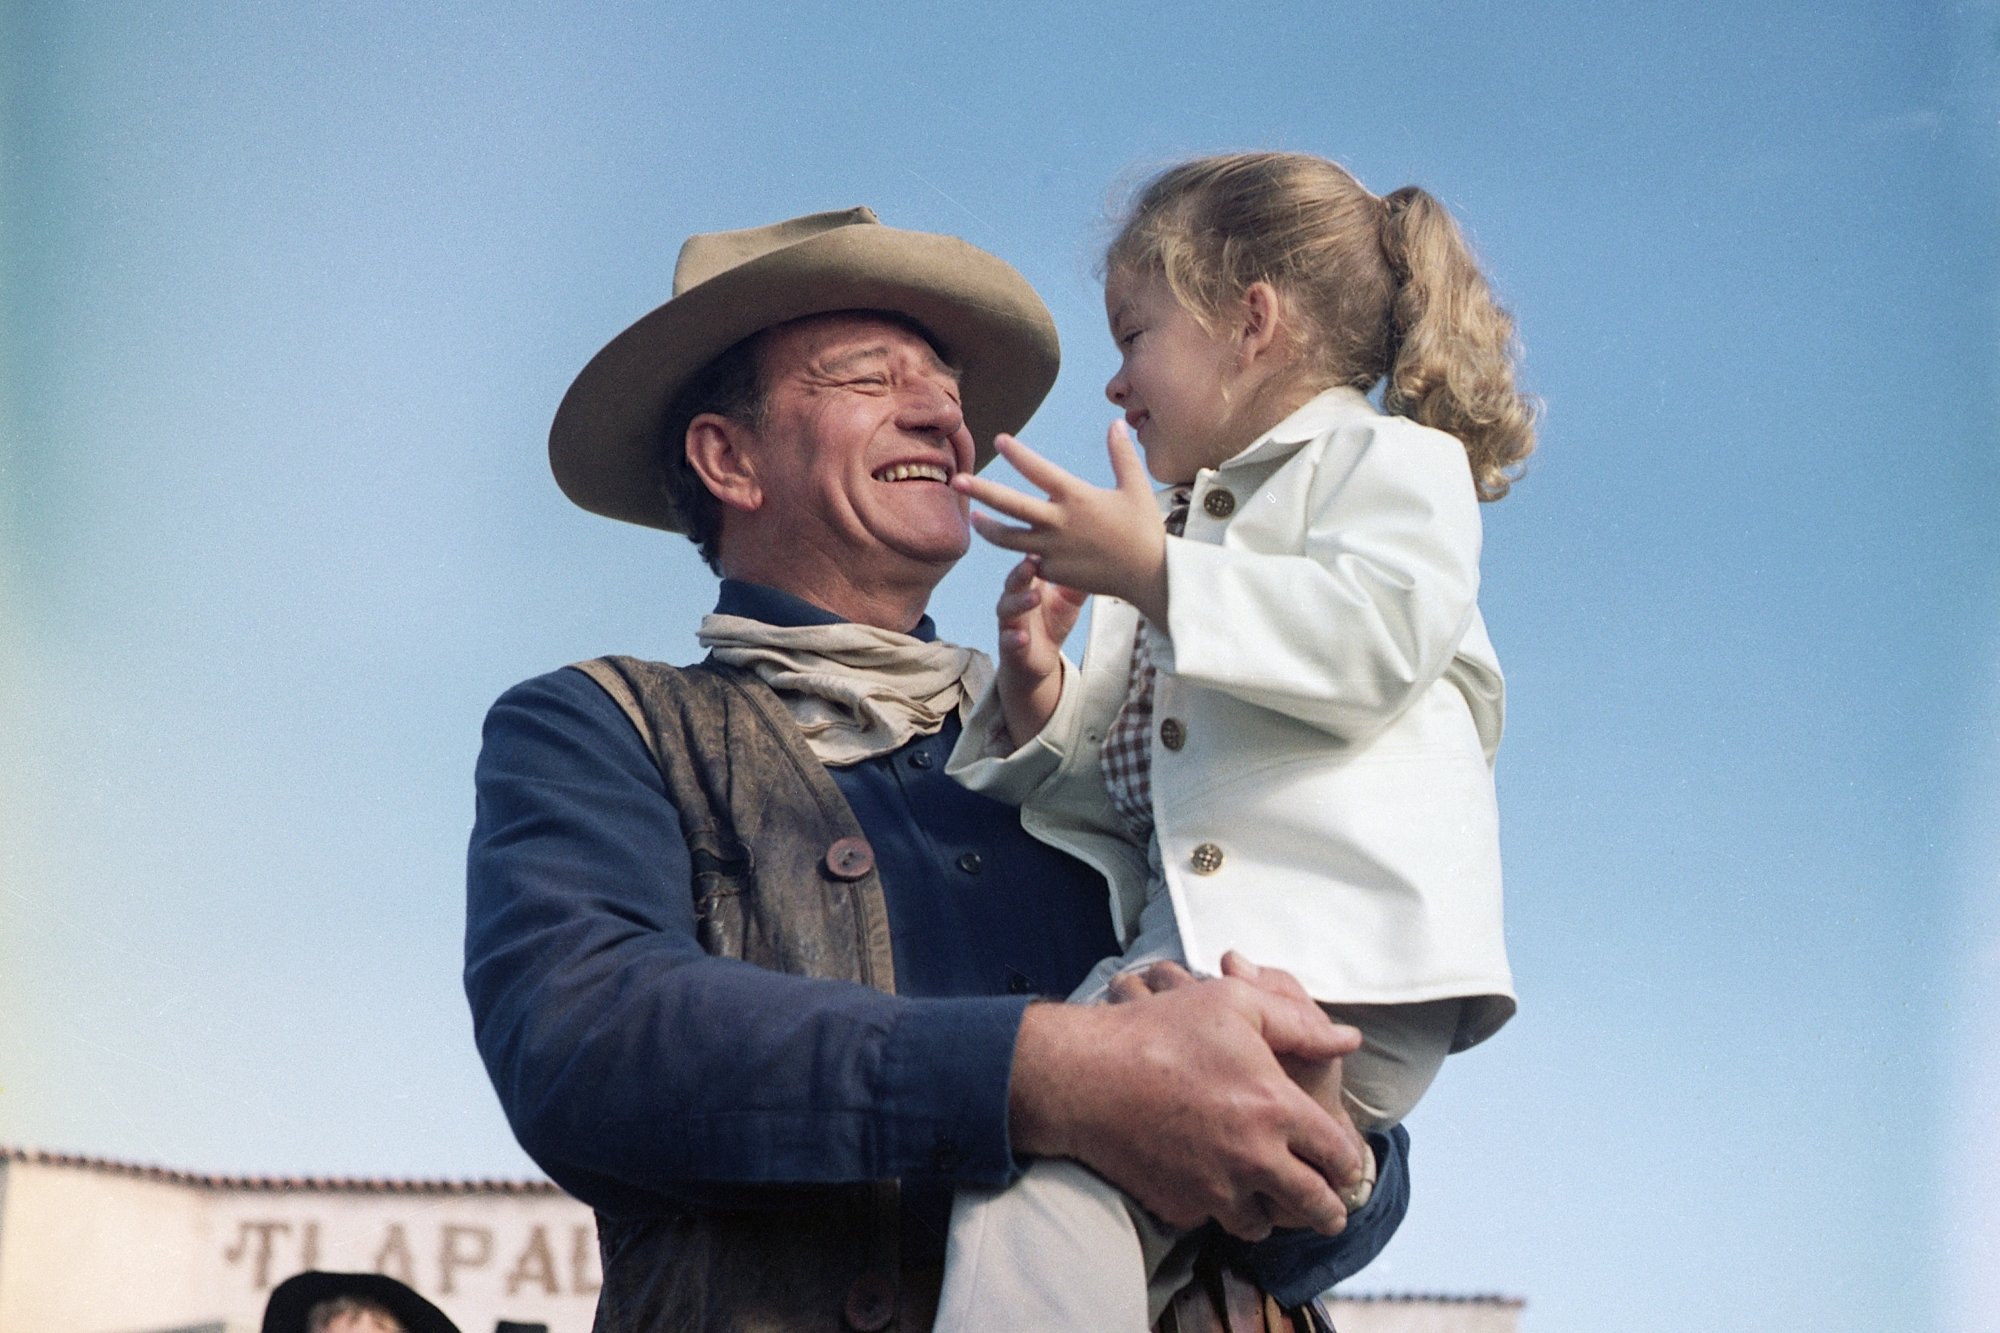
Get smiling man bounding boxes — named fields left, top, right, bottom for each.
left=463, top=209, right=1411, bottom=1332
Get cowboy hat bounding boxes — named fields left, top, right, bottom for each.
left=549, top=207, right=1061, bottom=532
left=260, top=1270, right=460, bottom=1333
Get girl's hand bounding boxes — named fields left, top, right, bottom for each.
left=993, top=555, right=1086, bottom=746
left=952, top=422, right=1170, bottom=625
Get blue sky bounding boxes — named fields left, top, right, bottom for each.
left=3, top=3, right=1995, bottom=1330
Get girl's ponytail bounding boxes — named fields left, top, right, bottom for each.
left=1379, top=186, right=1537, bottom=500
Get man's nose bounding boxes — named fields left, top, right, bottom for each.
left=899, top=380, right=965, bottom=438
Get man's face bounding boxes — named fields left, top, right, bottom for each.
left=737, top=312, right=975, bottom=580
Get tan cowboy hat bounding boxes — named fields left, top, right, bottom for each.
left=549, top=207, right=1061, bottom=532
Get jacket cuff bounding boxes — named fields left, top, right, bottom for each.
left=1224, top=1124, right=1411, bottom=1305
left=945, top=657, right=1078, bottom=804
left=877, top=994, right=1034, bottom=1186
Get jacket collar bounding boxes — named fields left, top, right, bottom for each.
left=1214, top=385, right=1378, bottom=472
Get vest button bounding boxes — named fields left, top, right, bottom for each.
left=1189, top=842, right=1225, bottom=874
left=909, top=749, right=934, bottom=769
left=1159, top=717, right=1186, bottom=751
left=956, top=852, right=983, bottom=875
left=824, top=837, right=875, bottom=881
left=843, top=1271, right=897, bottom=1331
left=1203, top=488, right=1236, bottom=518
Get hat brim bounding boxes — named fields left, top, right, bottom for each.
left=549, top=223, right=1060, bottom=533
left=261, top=1270, right=461, bottom=1333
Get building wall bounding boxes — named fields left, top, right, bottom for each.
left=0, top=1156, right=1521, bottom=1333
left=0, top=1159, right=599, bottom=1333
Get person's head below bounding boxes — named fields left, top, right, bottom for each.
left=546, top=207, right=1059, bottom=631
left=1100, top=150, right=1536, bottom=498
left=307, top=1294, right=406, bottom=1333
left=260, top=1271, right=459, bottom=1333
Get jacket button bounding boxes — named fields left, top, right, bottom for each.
left=1159, top=717, right=1186, bottom=751
left=824, top=837, right=875, bottom=881
left=909, top=749, right=934, bottom=769
left=1203, top=488, right=1236, bottom=518
left=1189, top=842, right=1224, bottom=874
left=843, top=1272, right=897, bottom=1331
left=956, top=852, right=983, bottom=875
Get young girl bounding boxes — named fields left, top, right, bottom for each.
left=936, top=152, right=1536, bottom=1329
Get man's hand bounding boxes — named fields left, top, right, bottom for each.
left=1009, top=966, right=1370, bottom=1242
left=1110, top=954, right=1370, bottom=1205
left=951, top=423, right=1170, bottom=624
left=991, top=556, right=1087, bottom=747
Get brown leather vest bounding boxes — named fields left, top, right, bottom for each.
left=568, top=656, right=1305, bottom=1333
left=572, top=656, right=918, bottom=1333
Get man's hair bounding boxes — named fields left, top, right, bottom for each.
left=660, top=332, right=770, bottom=573
left=307, top=1295, right=406, bottom=1333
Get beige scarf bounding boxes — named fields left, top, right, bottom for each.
left=698, top=614, right=994, bottom=767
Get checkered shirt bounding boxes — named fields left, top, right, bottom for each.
left=1099, top=490, right=1190, bottom=843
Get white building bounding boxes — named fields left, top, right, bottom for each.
left=0, top=1147, right=1523, bottom=1332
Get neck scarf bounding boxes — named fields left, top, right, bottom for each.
left=698, top=613, right=993, bottom=767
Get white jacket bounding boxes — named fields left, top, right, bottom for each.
left=950, top=387, right=1515, bottom=1051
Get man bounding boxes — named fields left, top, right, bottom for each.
left=465, top=208, right=1410, bottom=1331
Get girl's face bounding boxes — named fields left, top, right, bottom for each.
left=1103, top=270, right=1250, bottom=485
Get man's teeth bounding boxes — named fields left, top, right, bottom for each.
left=874, top=463, right=951, bottom=482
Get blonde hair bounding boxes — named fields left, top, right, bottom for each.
left=1105, top=152, right=1537, bottom=500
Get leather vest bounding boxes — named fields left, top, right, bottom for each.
left=571, top=656, right=920, bottom=1333
left=566, top=656, right=1306, bottom=1333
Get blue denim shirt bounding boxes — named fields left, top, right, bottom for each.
left=464, top=580, right=1407, bottom=1299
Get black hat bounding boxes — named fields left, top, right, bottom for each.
left=261, top=1271, right=461, bottom=1333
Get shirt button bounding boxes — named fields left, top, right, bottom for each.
left=1189, top=842, right=1225, bottom=874
left=909, top=749, right=934, bottom=769
left=1159, top=717, right=1186, bottom=751
left=824, top=836, right=875, bottom=881
left=1203, top=488, right=1236, bottom=518
left=842, top=1272, right=897, bottom=1331
left=956, top=852, right=983, bottom=875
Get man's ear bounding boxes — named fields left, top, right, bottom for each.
left=684, top=413, right=763, bottom=514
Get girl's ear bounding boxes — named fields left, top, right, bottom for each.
left=684, top=414, right=764, bottom=514
left=1236, top=281, right=1286, bottom=367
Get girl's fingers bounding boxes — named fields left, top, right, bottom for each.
left=993, top=434, right=1086, bottom=496
left=969, top=510, right=1040, bottom=551
left=1001, top=556, right=1042, bottom=592
left=958, top=472, right=1060, bottom=528
left=996, top=584, right=1044, bottom=621
left=1105, top=420, right=1152, bottom=493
